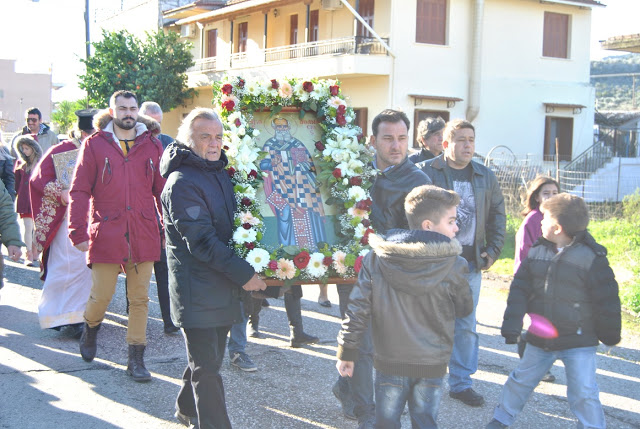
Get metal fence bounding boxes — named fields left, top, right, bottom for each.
left=477, top=147, right=640, bottom=220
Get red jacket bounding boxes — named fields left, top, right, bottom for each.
left=68, top=121, right=165, bottom=265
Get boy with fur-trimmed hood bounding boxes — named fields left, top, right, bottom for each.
left=337, top=184, right=473, bottom=428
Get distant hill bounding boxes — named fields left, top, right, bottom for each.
left=591, top=53, right=640, bottom=111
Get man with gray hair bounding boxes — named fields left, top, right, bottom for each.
left=409, top=116, right=446, bottom=164
left=161, top=107, right=266, bottom=428
left=138, top=100, right=178, bottom=335
left=140, top=101, right=173, bottom=150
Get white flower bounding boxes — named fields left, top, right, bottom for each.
left=348, top=206, right=369, bottom=219
left=246, top=248, right=270, bottom=272
left=342, top=178, right=349, bottom=186
left=348, top=186, right=367, bottom=202
left=239, top=185, right=256, bottom=199
left=237, top=126, right=246, bottom=136
left=252, top=129, right=260, bottom=137
left=306, top=252, right=327, bottom=277
left=354, top=223, right=367, bottom=239
left=327, top=96, right=346, bottom=110
left=233, top=227, right=257, bottom=244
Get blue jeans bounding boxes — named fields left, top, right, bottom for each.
left=228, top=300, right=247, bottom=356
left=337, top=283, right=375, bottom=422
left=448, top=263, right=481, bottom=393
left=493, top=344, right=604, bottom=428
left=375, top=371, right=443, bottom=429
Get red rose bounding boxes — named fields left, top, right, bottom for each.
left=244, top=242, right=255, bottom=250
left=303, top=81, right=314, bottom=92
left=354, top=255, right=364, bottom=273
left=330, top=85, right=339, bottom=96
left=222, top=100, right=235, bottom=112
left=361, top=218, right=371, bottom=227
left=227, top=166, right=236, bottom=177
left=234, top=118, right=242, bottom=127
left=268, top=260, right=278, bottom=270
left=241, top=197, right=252, bottom=207
left=221, top=83, right=233, bottom=95
left=271, top=79, right=279, bottom=89
left=356, top=198, right=372, bottom=210
left=238, top=78, right=245, bottom=88
left=242, top=223, right=252, bottom=230
left=248, top=169, right=258, bottom=179
left=323, top=256, right=332, bottom=266
left=332, top=168, right=342, bottom=179
left=293, top=251, right=311, bottom=269
left=223, top=145, right=230, bottom=151
left=315, top=141, right=325, bottom=151
left=350, top=176, right=362, bottom=186
left=336, top=115, right=347, bottom=126
left=337, top=104, right=346, bottom=114
left=360, top=235, right=369, bottom=245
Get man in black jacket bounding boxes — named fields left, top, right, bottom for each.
left=333, top=109, right=431, bottom=428
left=161, top=108, right=266, bottom=429
left=419, top=119, right=505, bottom=407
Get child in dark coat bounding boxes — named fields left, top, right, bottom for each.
left=337, top=185, right=472, bottom=428
left=487, top=193, right=621, bottom=429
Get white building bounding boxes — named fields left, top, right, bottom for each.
left=159, top=0, right=603, bottom=162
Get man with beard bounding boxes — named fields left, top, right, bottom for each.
left=68, top=90, right=165, bottom=382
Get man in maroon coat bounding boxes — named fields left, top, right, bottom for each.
left=68, top=90, right=165, bottom=382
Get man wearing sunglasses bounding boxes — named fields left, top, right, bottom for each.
left=11, top=108, right=59, bottom=156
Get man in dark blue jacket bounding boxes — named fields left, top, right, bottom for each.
left=161, top=108, right=266, bottom=429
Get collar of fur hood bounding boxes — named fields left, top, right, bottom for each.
left=369, top=229, right=462, bottom=259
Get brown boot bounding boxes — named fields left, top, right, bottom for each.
left=79, top=323, right=100, bottom=362
left=127, top=344, right=151, bottom=382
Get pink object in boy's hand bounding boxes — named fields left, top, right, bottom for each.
left=528, top=313, right=558, bottom=339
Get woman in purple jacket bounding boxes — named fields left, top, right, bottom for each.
left=514, top=175, right=560, bottom=273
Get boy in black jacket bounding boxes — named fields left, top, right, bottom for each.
left=487, top=193, right=621, bottom=429
left=337, top=185, right=472, bottom=428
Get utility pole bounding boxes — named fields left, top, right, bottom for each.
left=85, top=0, right=91, bottom=60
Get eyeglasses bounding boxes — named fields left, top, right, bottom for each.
left=26, top=118, right=39, bottom=123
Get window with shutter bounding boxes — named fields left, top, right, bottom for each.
left=543, top=12, right=569, bottom=59
left=416, top=0, right=447, bottom=45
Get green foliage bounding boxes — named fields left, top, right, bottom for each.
left=79, top=30, right=196, bottom=110
left=51, top=99, right=91, bottom=135
left=591, top=53, right=640, bottom=110
left=622, top=189, right=640, bottom=225
left=491, top=215, right=640, bottom=315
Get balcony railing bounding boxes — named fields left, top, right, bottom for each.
left=188, top=36, right=390, bottom=74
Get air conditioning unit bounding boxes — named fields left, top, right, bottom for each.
left=180, top=23, right=195, bottom=38
left=321, top=0, right=342, bottom=11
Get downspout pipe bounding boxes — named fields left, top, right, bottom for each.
left=338, top=0, right=395, bottom=57
left=467, top=0, right=484, bottom=122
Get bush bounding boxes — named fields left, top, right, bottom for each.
left=622, top=189, right=640, bottom=225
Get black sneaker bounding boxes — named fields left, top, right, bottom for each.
left=290, top=332, right=319, bottom=348
left=541, top=371, right=556, bottom=383
left=449, top=388, right=485, bottom=407
left=164, top=325, right=180, bottom=335
left=332, top=380, right=356, bottom=420
left=230, top=352, right=257, bottom=372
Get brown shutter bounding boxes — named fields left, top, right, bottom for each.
left=416, top=0, right=446, bottom=45
left=543, top=12, right=569, bottom=58
left=207, top=29, right=217, bottom=58
left=290, top=14, right=298, bottom=45
left=310, top=10, right=319, bottom=43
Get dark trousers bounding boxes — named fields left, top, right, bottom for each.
left=154, top=248, right=173, bottom=328
left=177, top=326, right=232, bottom=429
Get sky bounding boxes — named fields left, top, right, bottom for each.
left=0, top=0, right=638, bottom=102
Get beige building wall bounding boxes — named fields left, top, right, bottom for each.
left=0, top=59, right=53, bottom=134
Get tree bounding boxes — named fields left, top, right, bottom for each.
left=51, top=99, right=91, bottom=135
left=79, top=30, right=196, bottom=111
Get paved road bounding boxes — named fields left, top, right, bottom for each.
left=1, top=256, right=639, bottom=429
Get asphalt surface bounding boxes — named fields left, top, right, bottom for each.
left=1, top=255, right=639, bottom=429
